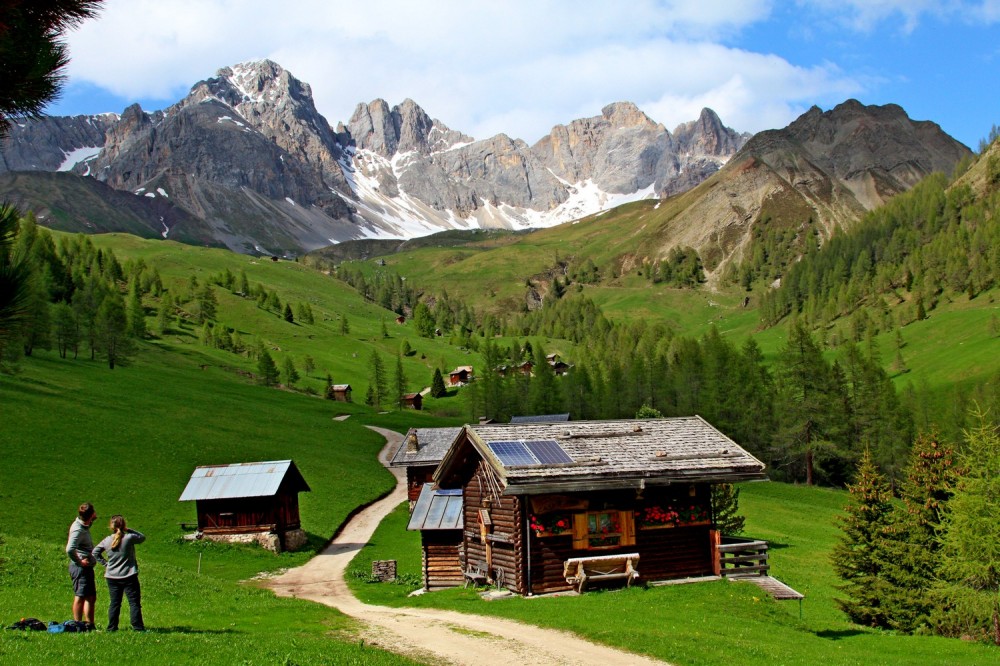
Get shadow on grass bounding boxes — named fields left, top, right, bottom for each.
left=815, top=629, right=865, bottom=640
left=143, top=626, right=238, bottom=635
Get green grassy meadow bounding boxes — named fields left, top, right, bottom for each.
left=0, top=346, right=421, bottom=664
left=346, top=484, right=997, bottom=666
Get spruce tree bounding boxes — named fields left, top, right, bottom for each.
left=368, top=350, right=387, bottom=409
left=431, top=368, right=447, bottom=398
left=283, top=303, right=294, bottom=323
left=879, top=431, right=956, bottom=632
left=393, top=353, right=407, bottom=409
left=257, top=349, right=279, bottom=387
left=711, top=483, right=746, bottom=536
left=832, top=448, right=894, bottom=628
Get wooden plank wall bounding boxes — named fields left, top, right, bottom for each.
left=422, top=531, right=464, bottom=588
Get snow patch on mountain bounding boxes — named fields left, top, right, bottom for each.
left=57, top=146, right=102, bottom=171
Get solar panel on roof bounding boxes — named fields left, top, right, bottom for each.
left=525, top=439, right=573, bottom=464
left=487, top=441, right=536, bottom=466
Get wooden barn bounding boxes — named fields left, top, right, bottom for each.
left=390, top=427, right=463, bottom=504
left=407, top=485, right=465, bottom=589
left=401, top=392, right=423, bottom=410
left=178, top=460, right=311, bottom=553
left=421, top=417, right=766, bottom=594
left=448, top=366, right=474, bottom=386
left=327, top=384, right=352, bottom=402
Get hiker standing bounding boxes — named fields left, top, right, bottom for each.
left=92, top=515, right=146, bottom=632
left=65, top=502, right=97, bottom=629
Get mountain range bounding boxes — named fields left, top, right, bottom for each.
left=0, top=59, right=971, bottom=262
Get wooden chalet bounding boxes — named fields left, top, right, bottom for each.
left=448, top=366, right=474, bottom=386
left=327, top=384, right=352, bottom=402
left=548, top=359, right=571, bottom=376
left=401, top=392, right=423, bottom=410
left=421, top=417, right=766, bottom=594
left=390, top=427, right=464, bottom=504
left=178, top=460, right=311, bottom=552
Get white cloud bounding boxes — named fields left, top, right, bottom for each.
left=63, top=0, right=865, bottom=142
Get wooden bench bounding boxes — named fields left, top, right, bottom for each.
left=463, top=562, right=488, bottom=588
left=563, top=553, right=640, bottom=593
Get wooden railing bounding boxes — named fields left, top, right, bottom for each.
left=717, top=536, right=769, bottom=577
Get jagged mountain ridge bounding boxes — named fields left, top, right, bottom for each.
left=0, top=59, right=749, bottom=254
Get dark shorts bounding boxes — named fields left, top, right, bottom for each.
left=69, top=562, right=96, bottom=598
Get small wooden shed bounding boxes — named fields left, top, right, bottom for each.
left=178, top=460, right=311, bottom=552
left=402, top=392, right=423, bottom=410
left=327, top=384, right=352, bottom=402
left=448, top=366, right=473, bottom=386
left=406, top=484, right=464, bottom=589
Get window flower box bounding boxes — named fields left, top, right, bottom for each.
left=529, top=513, right=570, bottom=537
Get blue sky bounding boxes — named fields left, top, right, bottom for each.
left=47, top=1, right=999, bottom=149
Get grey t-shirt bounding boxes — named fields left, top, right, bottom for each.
left=66, top=517, right=94, bottom=567
left=93, top=529, right=146, bottom=579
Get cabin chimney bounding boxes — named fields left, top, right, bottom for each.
left=405, top=428, right=419, bottom=453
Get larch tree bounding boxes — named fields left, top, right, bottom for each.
left=932, top=411, right=1000, bottom=644
left=368, top=350, right=388, bottom=409
left=257, top=349, right=279, bottom=387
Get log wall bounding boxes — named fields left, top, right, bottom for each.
left=422, top=531, right=464, bottom=589
left=462, top=461, right=525, bottom=594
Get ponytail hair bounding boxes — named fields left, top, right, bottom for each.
left=109, top=515, right=126, bottom=550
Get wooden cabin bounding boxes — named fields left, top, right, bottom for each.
left=389, top=427, right=463, bottom=504
left=448, top=366, right=474, bottom=386
left=178, top=460, right=311, bottom=552
left=327, top=384, right=352, bottom=402
left=407, top=485, right=464, bottom=589
left=548, top=360, right=571, bottom=376
left=402, top=392, right=423, bottom=410
left=423, top=417, right=766, bottom=594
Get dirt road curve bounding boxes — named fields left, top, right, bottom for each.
left=266, top=426, right=668, bottom=666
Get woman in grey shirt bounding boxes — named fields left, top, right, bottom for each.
left=92, top=515, right=146, bottom=631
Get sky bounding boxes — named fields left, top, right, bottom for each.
left=46, top=0, right=1000, bottom=150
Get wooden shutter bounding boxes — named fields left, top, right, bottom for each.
left=572, top=513, right=589, bottom=549
left=619, top=511, right=636, bottom=546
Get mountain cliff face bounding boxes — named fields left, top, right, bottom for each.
left=0, top=61, right=968, bottom=260
left=646, top=99, right=973, bottom=280
left=0, top=113, right=118, bottom=173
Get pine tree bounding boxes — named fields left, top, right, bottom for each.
left=340, top=315, right=349, bottom=336
left=257, top=349, right=279, bottom=387
left=282, top=356, right=299, bottom=387
left=932, top=411, right=1000, bottom=644
left=52, top=301, right=79, bottom=359
left=302, top=355, right=316, bottom=376
left=126, top=282, right=145, bottom=339
left=283, top=303, right=294, bottom=323
left=238, top=269, right=250, bottom=296
left=94, top=291, right=132, bottom=370
left=368, top=350, right=387, bottom=409
left=431, top=368, right=447, bottom=398
left=880, top=431, right=956, bottom=632
left=393, top=353, right=407, bottom=409
left=197, top=283, right=217, bottom=323
left=711, top=484, right=746, bottom=536
left=155, top=297, right=171, bottom=336
left=831, top=449, right=894, bottom=628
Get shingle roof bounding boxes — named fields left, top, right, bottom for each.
left=459, top=416, right=765, bottom=493
left=178, top=460, right=310, bottom=501
left=389, top=427, right=463, bottom=467
left=407, top=484, right=463, bottom=530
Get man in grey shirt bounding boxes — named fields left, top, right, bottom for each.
left=65, top=502, right=97, bottom=629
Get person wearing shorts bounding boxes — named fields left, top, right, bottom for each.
left=66, top=502, right=97, bottom=629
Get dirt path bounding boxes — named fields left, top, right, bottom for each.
left=266, top=426, right=668, bottom=666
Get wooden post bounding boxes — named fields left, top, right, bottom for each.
left=709, top=529, right=721, bottom=576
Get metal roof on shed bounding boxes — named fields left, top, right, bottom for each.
left=407, top=484, right=463, bottom=531
left=178, top=460, right=310, bottom=501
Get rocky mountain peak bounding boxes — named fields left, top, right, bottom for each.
left=672, top=107, right=747, bottom=157
left=600, top=101, right=659, bottom=130
left=346, top=98, right=471, bottom=158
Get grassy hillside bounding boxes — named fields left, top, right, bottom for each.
left=0, top=343, right=426, bottom=664
left=346, top=484, right=996, bottom=665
